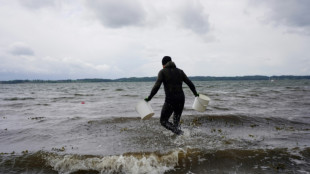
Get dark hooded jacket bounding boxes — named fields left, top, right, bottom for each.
left=148, top=61, right=198, bottom=102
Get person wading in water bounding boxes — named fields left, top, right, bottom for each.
left=145, top=56, right=199, bottom=135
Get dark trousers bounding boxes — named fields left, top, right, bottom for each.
left=160, top=92, right=185, bottom=133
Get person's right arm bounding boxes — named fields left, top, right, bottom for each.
left=147, top=70, right=164, bottom=101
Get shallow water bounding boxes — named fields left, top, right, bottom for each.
left=0, top=80, right=310, bottom=173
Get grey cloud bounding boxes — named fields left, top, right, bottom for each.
left=18, top=0, right=55, bottom=9
left=87, top=0, right=146, bottom=28
left=9, top=43, right=35, bottom=56
left=251, top=0, right=310, bottom=28
left=177, top=1, right=210, bottom=34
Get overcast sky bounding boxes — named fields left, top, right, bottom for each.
left=0, top=0, right=309, bottom=80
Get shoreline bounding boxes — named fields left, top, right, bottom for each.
left=1, top=75, right=310, bottom=84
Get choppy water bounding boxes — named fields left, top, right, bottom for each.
left=0, top=80, right=310, bottom=174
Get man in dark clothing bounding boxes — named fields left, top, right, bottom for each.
left=145, top=56, right=199, bottom=135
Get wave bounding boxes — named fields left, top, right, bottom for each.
left=212, top=106, right=231, bottom=111
left=46, top=150, right=179, bottom=174
left=0, top=150, right=180, bottom=174
left=3, top=97, right=35, bottom=101
left=36, top=103, right=50, bottom=106
left=121, top=94, right=139, bottom=97
left=52, top=96, right=76, bottom=101
left=74, top=94, right=94, bottom=97
left=87, top=117, right=141, bottom=125
left=0, top=147, right=309, bottom=174
left=85, top=114, right=310, bottom=129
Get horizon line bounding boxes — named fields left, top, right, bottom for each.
left=1, top=75, right=310, bottom=83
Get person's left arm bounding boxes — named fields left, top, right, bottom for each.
left=182, top=70, right=199, bottom=97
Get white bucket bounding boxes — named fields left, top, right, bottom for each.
left=135, top=100, right=155, bottom=120
left=192, top=94, right=210, bottom=112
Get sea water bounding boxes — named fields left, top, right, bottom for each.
left=0, top=80, right=309, bottom=173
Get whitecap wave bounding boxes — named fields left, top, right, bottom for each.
left=45, top=150, right=182, bottom=174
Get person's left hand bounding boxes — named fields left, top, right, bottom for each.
left=144, top=97, right=150, bottom=102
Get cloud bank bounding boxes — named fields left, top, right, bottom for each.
left=9, top=43, right=35, bottom=56
left=0, top=0, right=309, bottom=80
left=250, top=0, right=310, bottom=34
left=176, top=0, right=210, bottom=34
left=86, top=0, right=146, bottom=28
left=18, top=0, right=56, bottom=9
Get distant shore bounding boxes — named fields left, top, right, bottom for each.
left=1, top=75, right=309, bottom=84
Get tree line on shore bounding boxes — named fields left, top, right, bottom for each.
left=0, top=75, right=309, bottom=84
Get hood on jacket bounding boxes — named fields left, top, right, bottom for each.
left=164, top=61, right=176, bottom=68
